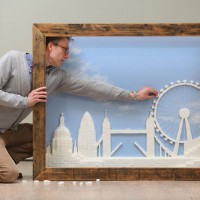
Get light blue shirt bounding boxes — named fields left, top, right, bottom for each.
left=25, top=53, right=33, bottom=84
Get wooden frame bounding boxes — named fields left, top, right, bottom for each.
left=33, top=23, right=200, bottom=181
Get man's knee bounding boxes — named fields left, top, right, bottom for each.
left=0, top=165, right=19, bottom=183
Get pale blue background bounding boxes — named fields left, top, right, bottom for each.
left=46, top=36, right=200, bottom=157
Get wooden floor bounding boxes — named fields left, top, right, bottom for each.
left=1, top=161, right=200, bottom=200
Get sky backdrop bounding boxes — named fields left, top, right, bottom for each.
left=46, top=36, right=200, bottom=157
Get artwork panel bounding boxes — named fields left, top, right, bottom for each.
left=46, top=36, right=200, bottom=168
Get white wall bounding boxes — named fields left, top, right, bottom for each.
left=0, top=0, right=200, bottom=123
left=1, top=0, right=200, bottom=56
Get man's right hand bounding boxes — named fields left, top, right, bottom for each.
left=27, top=87, right=47, bottom=107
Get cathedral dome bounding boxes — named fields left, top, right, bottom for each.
left=53, top=113, right=71, bottom=139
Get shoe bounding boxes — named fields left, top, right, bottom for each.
left=17, top=173, right=23, bottom=179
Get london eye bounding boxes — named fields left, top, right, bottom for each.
left=151, top=81, right=200, bottom=155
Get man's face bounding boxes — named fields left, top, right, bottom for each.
left=47, top=38, right=69, bottom=67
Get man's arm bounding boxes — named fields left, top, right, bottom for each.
left=53, top=69, right=157, bottom=102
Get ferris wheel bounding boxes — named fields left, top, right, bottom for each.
left=151, top=80, right=200, bottom=154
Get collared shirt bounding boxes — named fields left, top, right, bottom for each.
left=25, top=53, right=55, bottom=83
left=25, top=53, right=33, bottom=83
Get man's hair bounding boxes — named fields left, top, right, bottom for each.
left=46, top=37, right=73, bottom=46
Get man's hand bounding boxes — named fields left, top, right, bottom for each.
left=28, top=87, right=47, bottom=107
left=130, top=87, right=158, bottom=100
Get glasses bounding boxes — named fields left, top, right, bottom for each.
left=52, top=43, right=69, bottom=55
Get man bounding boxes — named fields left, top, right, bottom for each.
left=0, top=37, right=158, bottom=183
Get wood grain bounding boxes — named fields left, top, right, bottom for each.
left=33, top=23, right=200, bottom=181
left=34, top=23, right=200, bottom=37
left=32, top=25, right=46, bottom=180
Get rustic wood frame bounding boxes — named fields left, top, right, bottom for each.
left=33, top=23, right=200, bottom=181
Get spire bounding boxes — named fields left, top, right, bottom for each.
left=105, top=109, right=108, bottom=118
left=59, top=112, right=65, bottom=126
